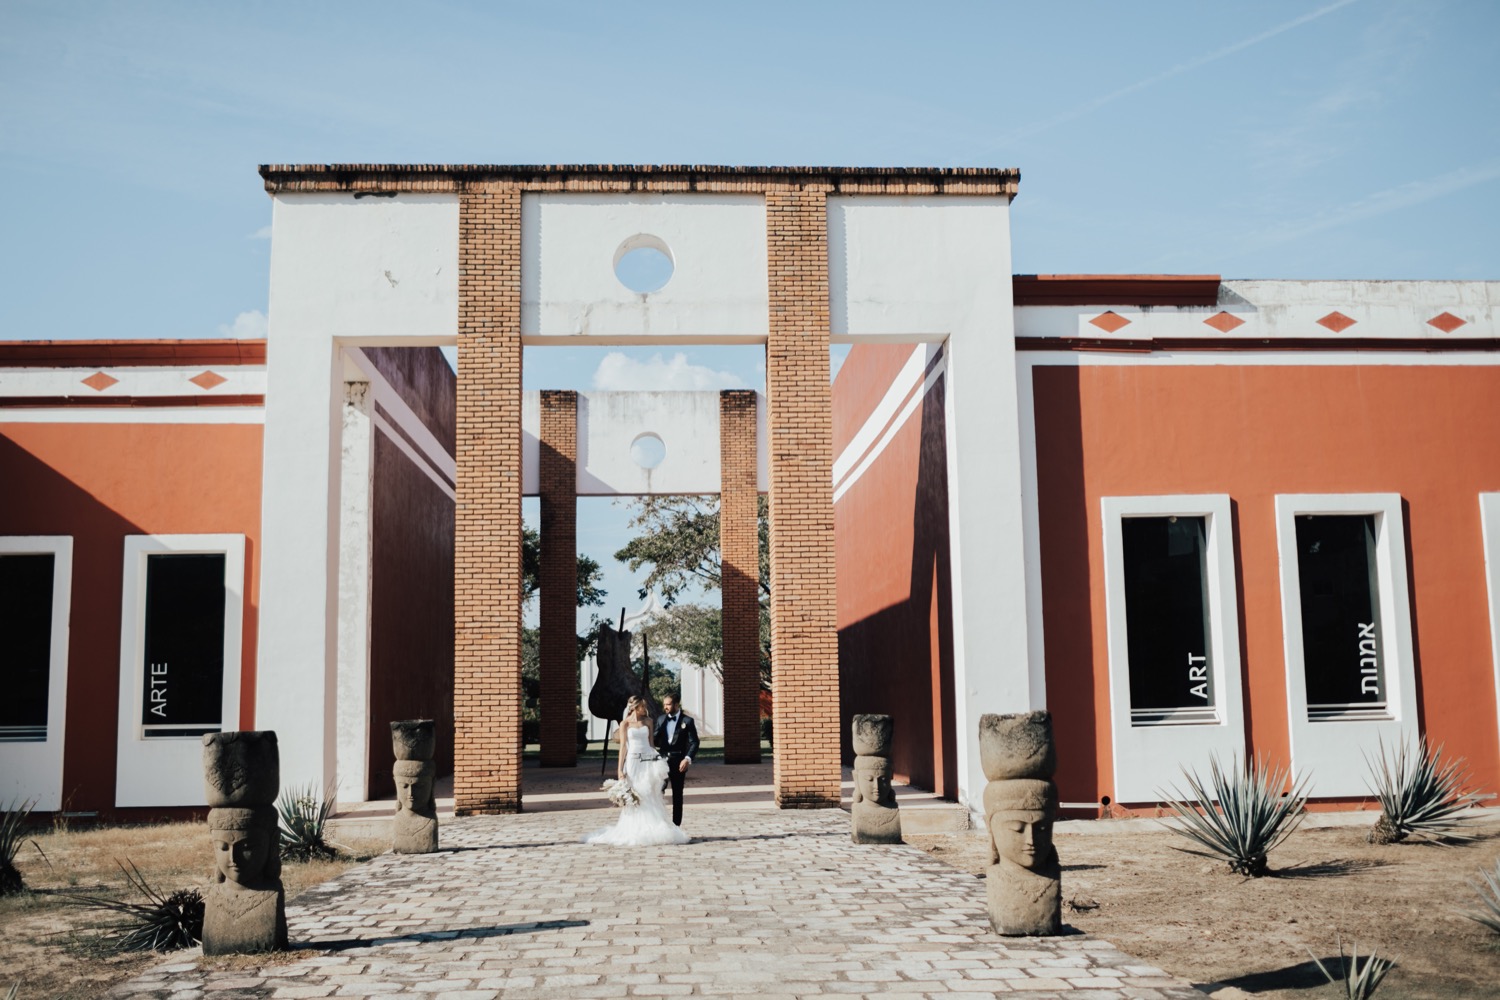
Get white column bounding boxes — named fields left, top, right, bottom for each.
left=335, top=380, right=374, bottom=802
left=943, top=283, right=1035, bottom=819
left=255, top=332, right=342, bottom=796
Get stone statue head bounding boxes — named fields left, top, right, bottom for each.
left=203, top=731, right=280, bottom=807
left=984, top=779, right=1058, bottom=871
left=853, top=756, right=895, bottom=807
left=390, top=720, right=436, bottom=762
left=208, top=807, right=280, bottom=887
left=851, top=715, right=894, bottom=758
left=977, top=712, right=1056, bottom=782
left=394, top=760, right=435, bottom=814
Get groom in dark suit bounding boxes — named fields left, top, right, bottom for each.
left=654, top=694, right=699, bottom=826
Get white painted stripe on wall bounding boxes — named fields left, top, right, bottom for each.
left=831, top=344, right=928, bottom=488
left=0, top=367, right=267, bottom=397
left=0, top=407, right=265, bottom=424
left=831, top=351, right=946, bottom=506
left=344, top=348, right=457, bottom=482
left=372, top=409, right=456, bottom=502
left=1017, top=349, right=1500, bottom=367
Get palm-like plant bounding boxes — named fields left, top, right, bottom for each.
left=1, top=797, right=41, bottom=895
left=278, top=782, right=339, bottom=862
left=1309, top=936, right=1395, bottom=999
left=1364, top=737, right=1473, bottom=844
left=1158, top=754, right=1309, bottom=877
left=1462, top=858, right=1500, bottom=935
left=58, top=859, right=204, bottom=952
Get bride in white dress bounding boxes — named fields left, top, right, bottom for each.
left=584, top=696, right=690, bottom=846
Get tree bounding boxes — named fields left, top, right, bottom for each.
left=614, top=495, right=771, bottom=690
left=519, top=526, right=607, bottom=725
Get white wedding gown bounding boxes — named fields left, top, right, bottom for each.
left=583, top=725, right=690, bottom=846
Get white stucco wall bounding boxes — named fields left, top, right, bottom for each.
left=1014, top=279, right=1500, bottom=341
left=828, top=195, right=1029, bottom=817
left=260, top=193, right=460, bottom=796
left=521, top=194, right=768, bottom=341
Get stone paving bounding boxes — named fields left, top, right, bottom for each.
left=110, top=806, right=1200, bottom=999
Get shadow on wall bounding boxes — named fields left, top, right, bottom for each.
left=1032, top=366, right=1100, bottom=803
left=0, top=432, right=265, bottom=818
left=837, top=369, right=957, bottom=799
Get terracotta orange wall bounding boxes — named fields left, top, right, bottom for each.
left=1033, top=363, right=1500, bottom=806
left=833, top=345, right=957, bottom=796
left=0, top=422, right=263, bottom=815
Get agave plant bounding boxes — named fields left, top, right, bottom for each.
left=1462, top=858, right=1500, bottom=934
left=1364, top=736, right=1473, bottom=844
left=1309, top=936, right=1395, bottom=1000
left=58, top=859, right=204, bottom=952
left=1, top=797, right=42, bottom=896
left=278, top=782, right=340, bottom=862
left=1158, top=754, right=1309, bottom=877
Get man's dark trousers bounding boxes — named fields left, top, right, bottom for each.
left=654, top=711, right=700, bottom=827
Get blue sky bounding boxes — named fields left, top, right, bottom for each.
left=4, top=0, right=1499, bottom=636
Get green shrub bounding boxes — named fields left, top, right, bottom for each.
left=1462, top=858, right=1500, bottom=935
left=59, top=859, right=203, bottom=953
left=1364, top=736, right=1473, bottom=844
left=1, top=797, right=42, bottom=896
left=1158, top=754, right=1309, bottom=877
left=1309, top=936, right=1395, bottom=999
left=278, top=782, right=339, bottom=862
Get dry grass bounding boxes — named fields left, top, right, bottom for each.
left=910, top=817, right=1500, bottom=1000
left=1, top=819, right=385, bottom=1000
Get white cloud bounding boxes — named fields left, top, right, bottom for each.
left=249, top=225, right=272, bottom=240
left=1241, top=160, right=1500, bottom=249
left=217, top=309, right=267, bottom=339
left=591, top=351, right=746, bottom=391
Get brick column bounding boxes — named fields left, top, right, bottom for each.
left=765, top=188, right=841, bottom=807
left=720, top=389, right=763, bottom=764
left=539, top=390, right=579, bottom=767
left=454, top=187, right=524, bottom=814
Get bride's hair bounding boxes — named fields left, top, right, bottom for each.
left=618, top=696, right=648, bottom=742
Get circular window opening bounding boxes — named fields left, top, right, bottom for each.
left=613, top=234, right=674, bottom=294
left=630, top=432, right=667, bottom=470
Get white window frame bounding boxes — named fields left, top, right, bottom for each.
left=115, top=534, right=245, bottom=807
left=1102, top=495, right=1245, bottom=802
left=0, top=536, right=73, bottom=812
left=1275, top=494, right=1416, bottom=797
left=1481, top=494, right=1500, bottom=759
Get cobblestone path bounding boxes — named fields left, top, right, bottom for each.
left=110, top=808, right=1198, bottom=999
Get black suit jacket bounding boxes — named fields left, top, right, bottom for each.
left=654, top=712, right=700, bottom=760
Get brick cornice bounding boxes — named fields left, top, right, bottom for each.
left=259, top=164, right=1019, bottom=198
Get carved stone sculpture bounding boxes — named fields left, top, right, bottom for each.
left=850, top=714, right=902, bottom=844
left=979, top=711, right=1062, bottom=936
left=391, top=719, right=439, bottom=854
left=202, top=732, right=287, bottom=955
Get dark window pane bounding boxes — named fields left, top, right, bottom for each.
left=140, top=553, right=226, bottom=735
left=0, top=554, right=55, bottom=742
left=1295, top=514, right=1387, bottom=720
left=1122, top=516, right=1215, bottom=725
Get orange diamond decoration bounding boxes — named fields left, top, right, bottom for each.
left=81, top=371, right=118, bottom=391
left=190, top=370, right=228, bottom=390
left=1089, top=310, right=1131, bottom=333
left=1203, top=311, right=1245, bottom=333
left=1316, top=310, right=1356, bottom=332
left=1427, top=311, right=1466, bottom=333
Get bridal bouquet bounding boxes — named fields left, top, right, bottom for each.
left=602, top=777, right=639, bottom=808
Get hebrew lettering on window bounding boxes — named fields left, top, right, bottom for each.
left=1295, top=514, right=1389, bottom=721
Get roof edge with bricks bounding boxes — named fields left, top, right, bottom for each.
left=258, top=163, right=1020, bottom=197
